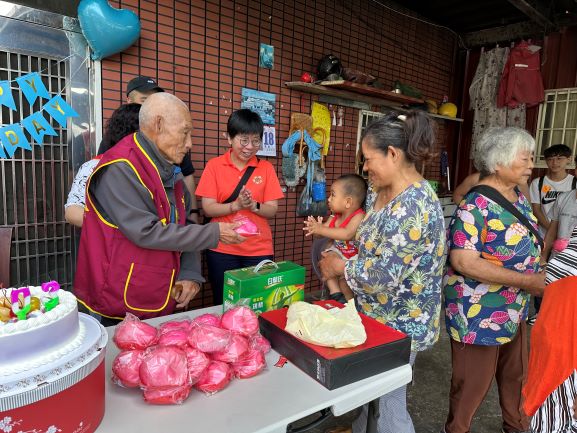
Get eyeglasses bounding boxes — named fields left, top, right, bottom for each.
left=237, top=136, right=262, bottom=148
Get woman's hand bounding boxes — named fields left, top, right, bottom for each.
left=303, top=216, right=324, bottom=237
left=319, top=251, right=346, bottom=281
left=524, top=271, right=546, bottom=297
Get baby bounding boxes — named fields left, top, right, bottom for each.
left=304, top=174, right=367, bottom=303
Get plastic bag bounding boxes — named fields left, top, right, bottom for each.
left=188, top=324, right=231, bottom=353
left=194, top=360, right=233, bottom=395
left=143, top=384, right=191, bottom=405
left=553, top=238, right=569, bottom=253
left=233, top=215, right=260, bottom=236
left=184, top=347, right=210, bottom=385
left=111, top=349, right=145, bottom=388
left=212, top=334, right=249, bottom=363
left=232, top=349, right=266, bottom=379
left=249, top=334, right=271, bottom=354
left=158, top=319, right=191, bottom=335
left=191, top=313, right=221, bottom=328
left=220, top=306, right=259, bottom=336
left=284, top=299, right=367, bottom=348
left=157, top=329, right=189, bottom=348
left=113, top=313, right=158, bottom=350
left=139, top=346, right=188, bottom=389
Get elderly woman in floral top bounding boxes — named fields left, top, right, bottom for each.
left=320, top=110, right=446, bottom=433
left=442, top=127, right=546, bottom=433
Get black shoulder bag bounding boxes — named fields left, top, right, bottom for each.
left=203, top=165, right=257, bottom=224
left=468, top=184, right=544, bottom=250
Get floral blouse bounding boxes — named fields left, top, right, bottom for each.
left=344, top=181, right=446, bottom=352
left=444, top=190, right=540, bottom=346
left=65, top=158, right=100, bottom=208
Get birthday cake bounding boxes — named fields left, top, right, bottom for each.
left=0, top=284, right=81, bottom=376
left=0, top=282, right=108, bottom=433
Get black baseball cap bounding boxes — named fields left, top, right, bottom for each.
left=126, top=76, right=164, bottom=96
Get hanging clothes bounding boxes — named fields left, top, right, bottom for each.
left=469, top=46, right=526, bottom=155
left=497, top=40, right=545, bottom=108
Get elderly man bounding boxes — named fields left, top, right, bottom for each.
left=125, top=76, right=199, bottom=222
left=74, top=93, right=243, bottom=326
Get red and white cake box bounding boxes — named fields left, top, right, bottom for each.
left=0, top=313, right=108, bottom=433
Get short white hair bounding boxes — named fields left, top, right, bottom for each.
left=474, top=127, right=535, bottom=175
left=139, top=92, right=187, bottom=128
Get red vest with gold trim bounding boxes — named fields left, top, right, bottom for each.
left=73, top=133, right=186, bottom=320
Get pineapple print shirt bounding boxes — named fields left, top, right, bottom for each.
left=444, top=190, right=540, bottom=346
left=344, top=181, right=446, bottom=352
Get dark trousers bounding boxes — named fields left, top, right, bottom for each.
left=444, top=322, right=529, bottom=433
left=205, top=250, right=274, bottom=306
left=534, top=295, right=542, bottom=313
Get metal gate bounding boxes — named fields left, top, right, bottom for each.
left=0, top=3, right=94, bottom=289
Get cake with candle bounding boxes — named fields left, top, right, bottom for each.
left=0, top=282, right=81, bottom=377
left=0, top=281, right=108, bottom=433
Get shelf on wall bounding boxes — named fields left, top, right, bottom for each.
left=284, top=81, right=464, bottom=122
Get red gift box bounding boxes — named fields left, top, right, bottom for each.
left=258, top=300, right=411, bottom=390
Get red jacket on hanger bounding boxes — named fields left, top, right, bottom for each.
left=497, top=41, right=545, bottom=108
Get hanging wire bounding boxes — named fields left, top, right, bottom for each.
left=368, top=0, right=468, bottom=49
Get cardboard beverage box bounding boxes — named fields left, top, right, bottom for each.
left=223, top=260, right=305, bottom=314
left=259, top=300, right=411, bottom=390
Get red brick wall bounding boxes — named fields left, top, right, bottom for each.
left=101, top=0, right=457, bottom=306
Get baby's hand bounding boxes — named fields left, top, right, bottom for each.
left=303, top=216, right=324, bottom=236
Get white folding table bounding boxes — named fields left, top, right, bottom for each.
left=97, top=306, right=412, bottom=433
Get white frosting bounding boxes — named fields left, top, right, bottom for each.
left=0, top=286, right=80, bottom=375
left=0, top=286, right=77, bottom=336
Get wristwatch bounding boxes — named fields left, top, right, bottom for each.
left=189, top=209, right=201, bottom=214
left=254, top=202, right=261, bottom=212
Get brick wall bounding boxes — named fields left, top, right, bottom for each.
left=101, top=0, right=457, bottom=306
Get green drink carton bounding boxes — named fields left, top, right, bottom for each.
left=223, top=260, right=305, bottom=314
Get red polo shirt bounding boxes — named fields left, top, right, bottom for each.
left=196, top=150, right=284, bottom=256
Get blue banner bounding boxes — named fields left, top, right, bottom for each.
left=15, top=72, right=50, bottom=106
left=43, top=95, right=78, bottom=127
left=0, top=124, right=32, bottom=158
left=0, top=80, right=16, bottom=110
left=21, top=111, right=57, bottom=145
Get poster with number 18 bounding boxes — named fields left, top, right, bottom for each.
left=257, top=126, right=276, bottom=157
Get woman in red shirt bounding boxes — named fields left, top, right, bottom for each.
left=196, top=109, right=284, bottom=306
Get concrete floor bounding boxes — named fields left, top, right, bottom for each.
left=288, top=328, right=509, bottom=433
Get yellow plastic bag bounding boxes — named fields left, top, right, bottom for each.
left=284, top=300, right=367, bottom=348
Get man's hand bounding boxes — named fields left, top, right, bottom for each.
left=303, top=216, right=324, bottom=237
left=172, top=280, right=201, bottom=309
left=218, top=222, right=245, bottom=244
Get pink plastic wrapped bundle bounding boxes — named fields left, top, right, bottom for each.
left=158, top=319, right=191, bottom=335
left=184, top=347, right=210, bottom=385
left=139, top=346, right=188, bottom=389
left=221, top=306, right=259, bottom=337
left=233, top=215, right=260, bottom=236
left=249, top=333, right=271, bottom=354
left=212, top=333, right=249, bottom=363
left=157, top=330, right=189, bottom=348
left=232, top=349, right=266, bottom=379
left=143, top=384, right=192, bottom=405
left=111, top=349, right=145, bottom=388
left=113, top=313, right=158, bottom=350
left=553, top=238, right=570, bottom=253
left=188, top=324, right=231, bottom=353
left=191, top=313, right=221, bottom=327
left=194, top=360, right=233, bottom=395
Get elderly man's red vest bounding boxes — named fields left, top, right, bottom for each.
left=74, top=133, right=186, bottom=320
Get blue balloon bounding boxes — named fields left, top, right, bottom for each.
left=77, top=0, right=141, bottom=61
